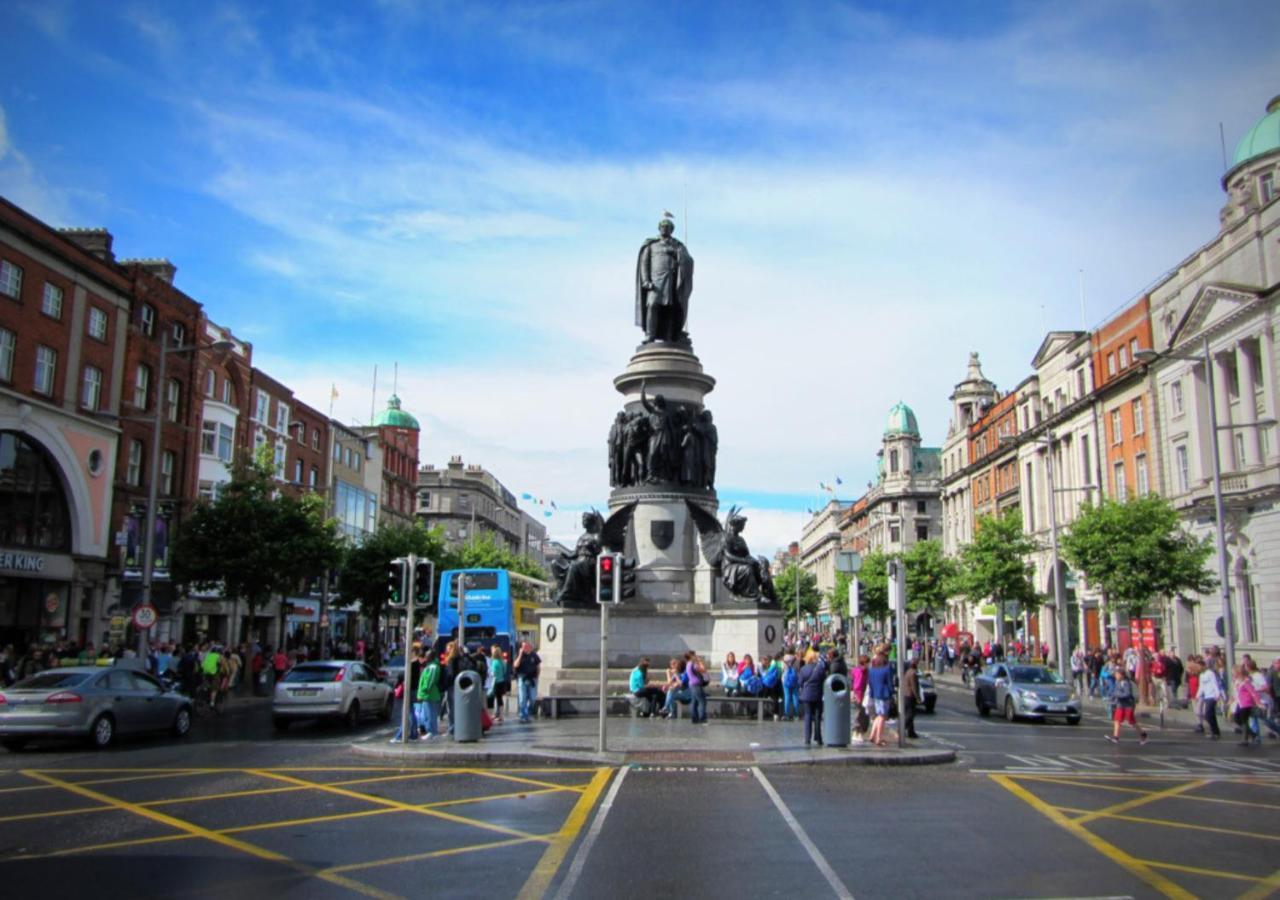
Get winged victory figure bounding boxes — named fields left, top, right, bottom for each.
left=551, top=503, right=637, bottom=607
left=685, top=501, right=778, bottom=605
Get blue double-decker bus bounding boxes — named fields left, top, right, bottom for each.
left=433, top=568, right=550, bottom=657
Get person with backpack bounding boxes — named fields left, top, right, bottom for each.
left=781, top=655, right=800, bottom=721
left=760, top=655, right=783, bottom=719
left=738, top=654, right=762, bottom=696
left=798, top=648, right=827, bottom=747
left=416, top=648, right=442, bottom=740
left=1106, top=667, right=1147, bottom=745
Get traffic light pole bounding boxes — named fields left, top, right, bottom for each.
left=889, top=559, right=907, bottom=750
left=598, top=600, right=610, bottom=753
left=398, top=556, right=414, bottom=744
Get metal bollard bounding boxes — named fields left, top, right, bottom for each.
left=452, top=670, right=483, bottom=743
left=823, top=674, right=851, bottom=747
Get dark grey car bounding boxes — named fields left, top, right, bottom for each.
left=0, top=666, right=193, bottom=750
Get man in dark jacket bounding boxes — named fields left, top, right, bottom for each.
left=902, top=661, right=923, bottom=739
left=798, top=652, right=827, bottom=747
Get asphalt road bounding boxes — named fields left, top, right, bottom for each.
left=1, top=681, right=1277, bottom=899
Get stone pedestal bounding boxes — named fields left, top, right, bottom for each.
left=537, top=603, right=784, bottom=691
left=609, top=343, right=718, bottom=604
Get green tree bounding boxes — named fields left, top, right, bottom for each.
left=952, top=511, right=1038, bottom=642
left=774, top=563, right=821, bottom=624
left=853, top=549, right=894, bottom=623
left=831, top=571, right=854, bottom=618
left=172, top=447, right=342, bottom=644
left=903, top=539, right=959, bottom=619
left=1061, top=494, right=1215, bottom=620
left=339, top=521, right=450, bottom=661
left=453, top=531, right=548, bottom=580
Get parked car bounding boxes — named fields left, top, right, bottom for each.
left=272, top=660, right=393, bottom=731
left=974, top=663, right=1081, bottom=724
left=0, top=666, right=192, bottom=751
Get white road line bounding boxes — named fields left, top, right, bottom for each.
left=751, top=767, right=854, bottom=900
left=553, top=765, right=628, bottom=900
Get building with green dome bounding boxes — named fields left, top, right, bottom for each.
left=1219, top=94, right=1280, bottom=230
left=358, top=394, right=421, bottom=528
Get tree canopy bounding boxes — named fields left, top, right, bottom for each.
left=774, top=563, right=821, bottom=622
left=853, top=549, right=894, bottom=622
left=340, top=521, right=451, bottom=650
left=171, top=447, right=342, bottom=634
left=449, top=531, right=548, bottom=580
left=903, top=539, right=959, bottom=615
left=1061, top=494, right=1215, bottom=619
left=953, top=511, right=1038, bottom=637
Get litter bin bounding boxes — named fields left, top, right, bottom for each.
left=823, top=674, right=850, bottom=747
left=453, top=670, right=483, bottom=743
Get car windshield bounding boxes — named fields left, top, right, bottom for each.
left=281, top=665, right=341, bottom=684
left=1011, top=666, right=1063, bottom=684
left=11, top=672, right=92, bottom=690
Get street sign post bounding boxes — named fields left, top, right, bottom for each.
left=596, top=552, right=620, bottom=753
left=131, top=603, right=158, bottom=631
left=849, top=578, right=861, bottom=657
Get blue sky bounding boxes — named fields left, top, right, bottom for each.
left=3, top=1, right=1279, bottom=553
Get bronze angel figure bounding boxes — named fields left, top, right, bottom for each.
left=685, top=501, right=778, bottom=604
left=551, top=503, right=637, bottom=607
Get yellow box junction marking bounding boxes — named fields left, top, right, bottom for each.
left=517, top=767, right=614, bottom=900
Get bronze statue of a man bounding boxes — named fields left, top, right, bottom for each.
left=635, top=217, right=694, bottom=343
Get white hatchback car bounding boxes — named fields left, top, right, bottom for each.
left=272, top=660, right=393, bottom=731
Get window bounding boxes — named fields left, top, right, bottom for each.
left=273, top=442, right=286, bottom=477
left=1227, top=355, right=1240, bottom=400
left=0, top=260, right=22, bottom=298
left=276, top=402, right=289, bottom=434
left=1175, top=445, right=1189, bottom=492
left=917, top=500, right=927, bottom=514
left=889, top=449, right=899, bottom=473
left=254, top=389, right=269, bottom=423
left=88, top=307, right=108, bottom=340
left=1081, top=434, right=1092, bottom=488
left=1261, top=171, right=1277, bottom=205
left=1170, top=380, right=1184, bottom=416
left=419, top=491, right=431, bottom=509
left=294, top=459, right=303, bottom=483
left=166, top=379, right=181, bottom=422
left=41, top=283, right=63, bottom=318
left=1076, top=368, right=1087, bottom=400
left=1114, top=461, right=1126, bottom=499
left=916, top=524, right=929, bottom=542
left=1235, top=432, right=1246, bottom=466
left=139, top=303, right=155, bottom=336
left=81, top=366, right=102, bottom=410
left=34, top=346, right=57, bottom=395
left=1130, top=337, right=1140, bottom=358
left=201, top=421, right=217, bottom=456
left=1132, top=398, right=1144, bottom=435
left=161, top=451, right=175, bottom=495
left=133, top=364, right=150, bottom=409
left=889, top=524, right=901, bottom=543
left=1243, top=578, right=1261, bottom=644
left=309, top=467, right=318, bottom=489
left=171, top=322, right=185, bottom=347
left=217, top=424, right=233, bottom=462
left=204, top=370, right=215, bottom=397
left=333, top=441, right=342, bottom=462
left=890, top=501, right=899, bottom=514
left=1107, top=353, right=1116, bottom=377
left=1118, top=345, right=1129, bottom=369
left=0, top=328, right=14, bottom=381
left=1024, top=462, right=1036, bottom=530
left=127, top=440, right=144, bottom=486
left=312, top=428, right=320, bottom=450
left=1110, top=409, right=1122, bottom=444
left=220, top=379, right=233, bottom=405
left=353, top=452, right=360, bottom=472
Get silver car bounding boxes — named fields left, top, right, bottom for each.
left=0, top=666, right=193, bottom=750
left=272, top=660, right=392, bottom=731
left=974, top=663, right=1082, bottom=724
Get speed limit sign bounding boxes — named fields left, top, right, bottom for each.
left=132, top=603, right=158, bottom=630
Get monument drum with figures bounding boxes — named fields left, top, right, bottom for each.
left=538, top=216, right=783, bottom=698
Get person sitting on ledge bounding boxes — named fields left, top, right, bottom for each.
left=661, top=657, right=691, bottom=718
left=629, top=657, right=665, bottom=717
left=721, top=652, right=740, bottom=696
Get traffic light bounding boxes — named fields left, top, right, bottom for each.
left=386, top=558, right=407, bottom=607
left=414, top=560, right=435, bottom=611
left=596, top=553, right=617, bottom=604
left=618, top=556, right=637, bottom=601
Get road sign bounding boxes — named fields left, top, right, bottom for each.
left=132, top=603, right=158, bottom=630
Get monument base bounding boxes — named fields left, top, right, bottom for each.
left=536, top=603, right=783, bottom=693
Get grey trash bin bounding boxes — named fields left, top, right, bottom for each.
left=453, top=670, right=483, bottom=743
left=823, top=674, right=851, bottom=747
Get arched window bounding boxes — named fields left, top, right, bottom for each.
left=0, top=431, right=72, bottom=551
left=889, top=450, right=899, bottom=473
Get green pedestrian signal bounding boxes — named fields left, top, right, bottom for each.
left=619, top=556, right=637, bottom=601
left=414, top=560, right=435, bottom=611
left=386, top=559, right=407, bottom=607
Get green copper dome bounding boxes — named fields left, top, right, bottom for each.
left=885, top=401, right=919, bottom=437
left=1231, top=95, right=1280, bottom=170
left=373, top=394, right=420, bottom=430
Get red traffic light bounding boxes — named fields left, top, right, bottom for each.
left=599, top=556, right=614, bottom=572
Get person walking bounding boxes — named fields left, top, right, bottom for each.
left=850, top=655, right=870, bottom=742
left=1196, top=660, right=1223, bottom=739
left=487, top=645, right=508, bottom=724
left=1234, top=664, right=1263, bottom=746
left=902, top=660, right=922, bottom=739
left=416, top=648, right=442, bottom=740
left=866, top=653, right=895, bottom=747
left=1106, top=667, right=1147, bottom=745
left=513, top=641, right=541, bottom=724
left=798, top=648, right=827, bottom=747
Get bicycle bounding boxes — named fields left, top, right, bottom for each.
left=192, top=680, right=226, bottom=717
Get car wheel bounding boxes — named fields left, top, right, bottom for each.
left=345, top=701, right=360, bottom=730
left=1004, top=698, right=1017, bottom=723
left=381, top=697, right=394, bottom=721
left=975, top=693, right=989, bottom=716
left=2, top=738, right=28, bottom=752
left=172, top=707, right=192, bottom=737
left=273, top=717, right=291, bottom=732
left=925, top=696, right=937, bottom=714
left=1067, top=716, right=1081, bottom=726
left=90, top=713, right=115, bottom=749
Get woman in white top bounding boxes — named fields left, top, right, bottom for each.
left=721, top=652, right=739, bottom=696
left=1195, top=664, right=1223, bottom=739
